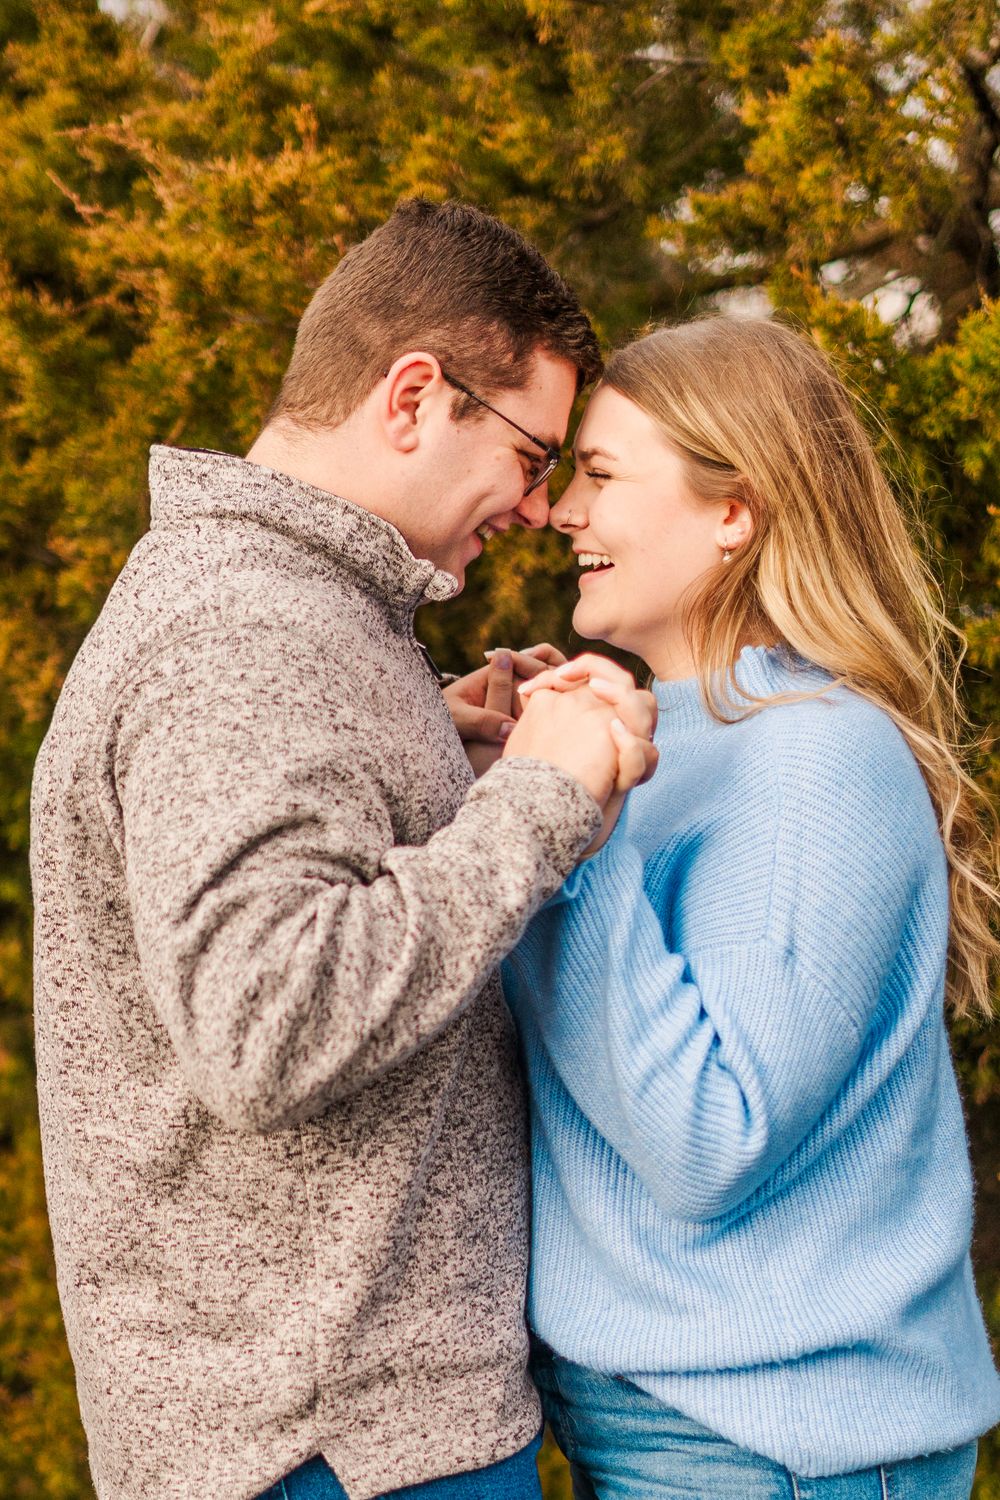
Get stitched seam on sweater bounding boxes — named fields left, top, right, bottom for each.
left=96, top=617, right=378, bottom=855
left=102, top=613, right=369, bottom=730
left=294, top=1120, right=324, bottom=1452
left=95, top=617, right=226, bottom=852
left=760, top=706, right=786, bottom=956
left=763, top=696, right=904, bottom=1035
left=682, top=938, right=866, bottom=1041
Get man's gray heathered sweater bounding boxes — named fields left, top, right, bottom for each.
left=30, top=446, right=602, bottom=1500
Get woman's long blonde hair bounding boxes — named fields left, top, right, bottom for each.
left=604, top=316, right=998, bottom=1019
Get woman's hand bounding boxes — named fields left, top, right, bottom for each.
left=518, top=654, right=658, bottom=856
left=443, top=645, right=569, bottom=777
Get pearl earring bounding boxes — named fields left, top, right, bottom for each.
left=722, top=547, right=732, bottom=563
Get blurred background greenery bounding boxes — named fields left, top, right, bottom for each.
left=1, top=0, right=998, bottom=1493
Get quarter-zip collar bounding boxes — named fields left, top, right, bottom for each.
left=148, top=444, right=460, bottom=619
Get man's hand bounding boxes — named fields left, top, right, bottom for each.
left=443, top=644, right=568, bottom=777
left=516, top=654, right=658, bottom=854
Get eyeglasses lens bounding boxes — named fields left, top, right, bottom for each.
left=524, top=454, right=559, bottom=496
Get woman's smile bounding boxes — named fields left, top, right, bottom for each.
left=576, top=549, right=615, bottom=581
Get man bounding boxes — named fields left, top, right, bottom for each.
left=31, top=199, right=654, bottom=1500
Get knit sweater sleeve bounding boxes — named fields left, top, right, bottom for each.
left=506, top=700, right=942, bottom=1222
left=109, top=622, right=601, bottom=1132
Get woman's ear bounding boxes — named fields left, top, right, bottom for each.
left=715, top=495, right=754, bottom=554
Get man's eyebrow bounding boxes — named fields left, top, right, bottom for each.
left=574, top=445, right=619, bottom=463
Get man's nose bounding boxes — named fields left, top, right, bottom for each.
left=513, top=484, right=551, bottom=530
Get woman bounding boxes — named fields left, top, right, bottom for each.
left=494, top=317, right=1000, bottom=1497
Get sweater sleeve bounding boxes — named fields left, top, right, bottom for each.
left=110, top=623, right=601, bottom=1132
left=506, top=702, right=942, bottom=1222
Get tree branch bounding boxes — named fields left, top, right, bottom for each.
left=43, top=170, right=105, bottom=222
left=957, top=50, right=1000, bottom=298
left=632, top=55, right=711, bottom=98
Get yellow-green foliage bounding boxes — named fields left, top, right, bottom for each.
left=1, top=1, right=997, bottom=1494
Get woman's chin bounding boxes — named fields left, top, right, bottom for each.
left=572, top=608, right=651, bottom=664
left=571, top=601, right=598, bottom=636
left=572, top=603, right=615, bottom=647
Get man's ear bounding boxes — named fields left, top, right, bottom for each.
left=380, top=352, right=446, bottom=454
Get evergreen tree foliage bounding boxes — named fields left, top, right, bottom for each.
left=1, top=2, right=996, bottom=1493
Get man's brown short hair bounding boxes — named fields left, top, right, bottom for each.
left=267, top=199, right=603, bottom=430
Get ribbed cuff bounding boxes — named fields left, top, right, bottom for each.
left=464, top=757, right=603, bottom=897
left=540, top=821, right=635, bottom=908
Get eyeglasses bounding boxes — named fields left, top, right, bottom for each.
left=440, top=371, right=566, bottom=496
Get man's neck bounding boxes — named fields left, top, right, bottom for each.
left=245, top=421, right=401, bottom=532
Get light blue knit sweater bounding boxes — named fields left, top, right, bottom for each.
left=503, top=645, right=1000, bottom=1477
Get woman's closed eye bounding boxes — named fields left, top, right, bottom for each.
left=585, top=469, right=611, bottom=482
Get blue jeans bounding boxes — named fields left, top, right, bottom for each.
left=530, top=1343, right=978, bottom=1500
left=256, top=1432, right=543, bottom=1500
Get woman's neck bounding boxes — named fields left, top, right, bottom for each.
left=643, top=631, right=780, bottom=684
left=640, top=633, right=696, bottom=683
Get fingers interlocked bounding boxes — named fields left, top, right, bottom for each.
left=518, top=654, right=659, bottom=793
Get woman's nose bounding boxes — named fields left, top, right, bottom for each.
left=549, top=478, right=584, bottom=532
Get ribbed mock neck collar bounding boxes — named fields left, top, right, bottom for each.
left=147, top=445, right=460, bottom=615
left=651, top=645, right=832, bottom=732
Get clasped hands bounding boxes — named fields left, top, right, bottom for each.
left=444, top=646, right=658, bottom=858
